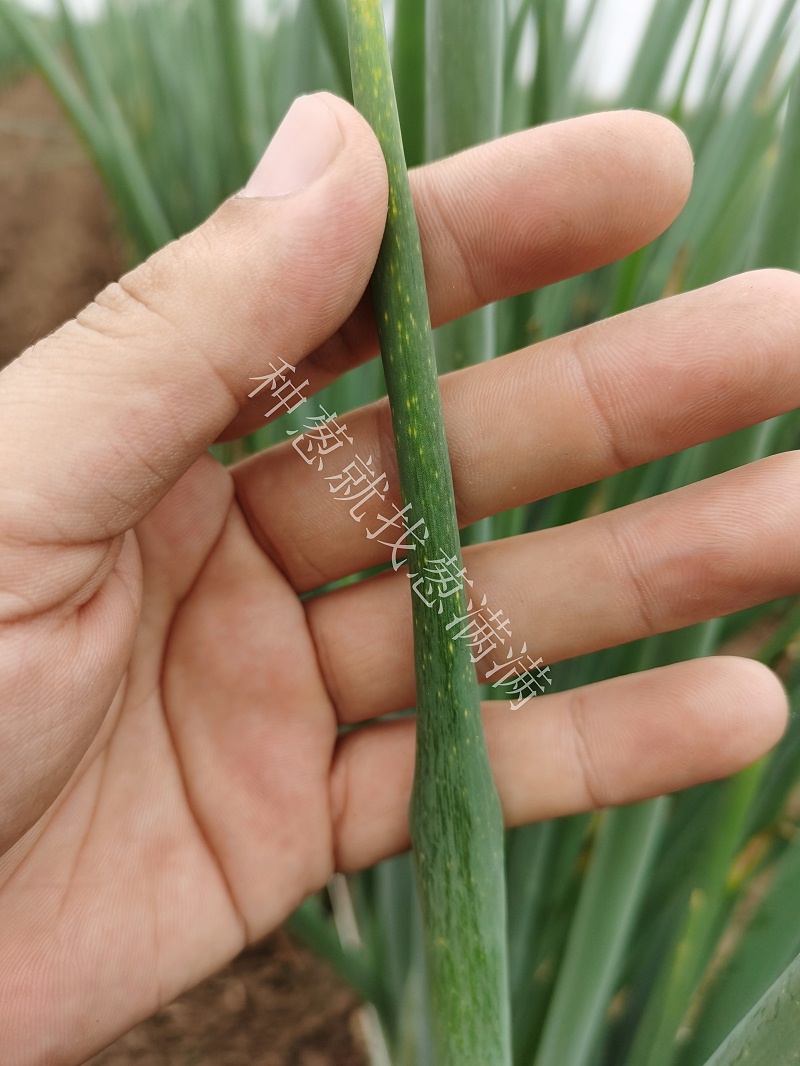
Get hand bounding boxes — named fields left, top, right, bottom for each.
left=0, top=93, right=795, bottom=1065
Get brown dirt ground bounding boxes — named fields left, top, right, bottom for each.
left=84, top=931, right=369, bottom=1066
left=0, top=75, right=121, bottom=366
left=0, top=75, right=369, bottom=1066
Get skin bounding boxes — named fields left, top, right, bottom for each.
left=0, top=93, right=797, bottom=1064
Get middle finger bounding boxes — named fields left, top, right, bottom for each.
left=234, top=269, right=800, bottom=591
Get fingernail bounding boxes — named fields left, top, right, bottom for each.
left=242, top=95, right=342, bottom=198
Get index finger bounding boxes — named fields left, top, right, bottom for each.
left=225, top=108, right=693, bottom=438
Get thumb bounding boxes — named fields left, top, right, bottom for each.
left=0, top=93, right=388, bottom=562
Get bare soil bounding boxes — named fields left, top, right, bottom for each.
left=0, top=75, right=369, bottom=1066
left=84, top=931, right=368, bottom=1066
left=0, top=76, right=121, bottom=366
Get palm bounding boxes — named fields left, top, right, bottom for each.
left=0, top=455, right=346, bottom=1059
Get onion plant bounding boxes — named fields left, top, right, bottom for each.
left=345, top=4, right=510, bottom=1062
left=3, top=0, right=800, bottom=1063
left=0, top=6, right=28, bottom=84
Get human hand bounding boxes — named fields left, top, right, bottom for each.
left=0, top=93, right=796, bottom=1064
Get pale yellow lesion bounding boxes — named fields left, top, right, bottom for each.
left=354, top=0, right=378, bottom=30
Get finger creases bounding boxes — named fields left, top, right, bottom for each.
left=225, top=108, right=694, bottom=438
left=0, top=93, right=388, bottom=551
left=307, top=453, right=800, bottom=725
left=330, top=657, right=787, bottom=873
left=236, top=269, right=800, bottom=595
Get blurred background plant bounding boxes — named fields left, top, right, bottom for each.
left=2, top=0, right=800, bottom=1063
